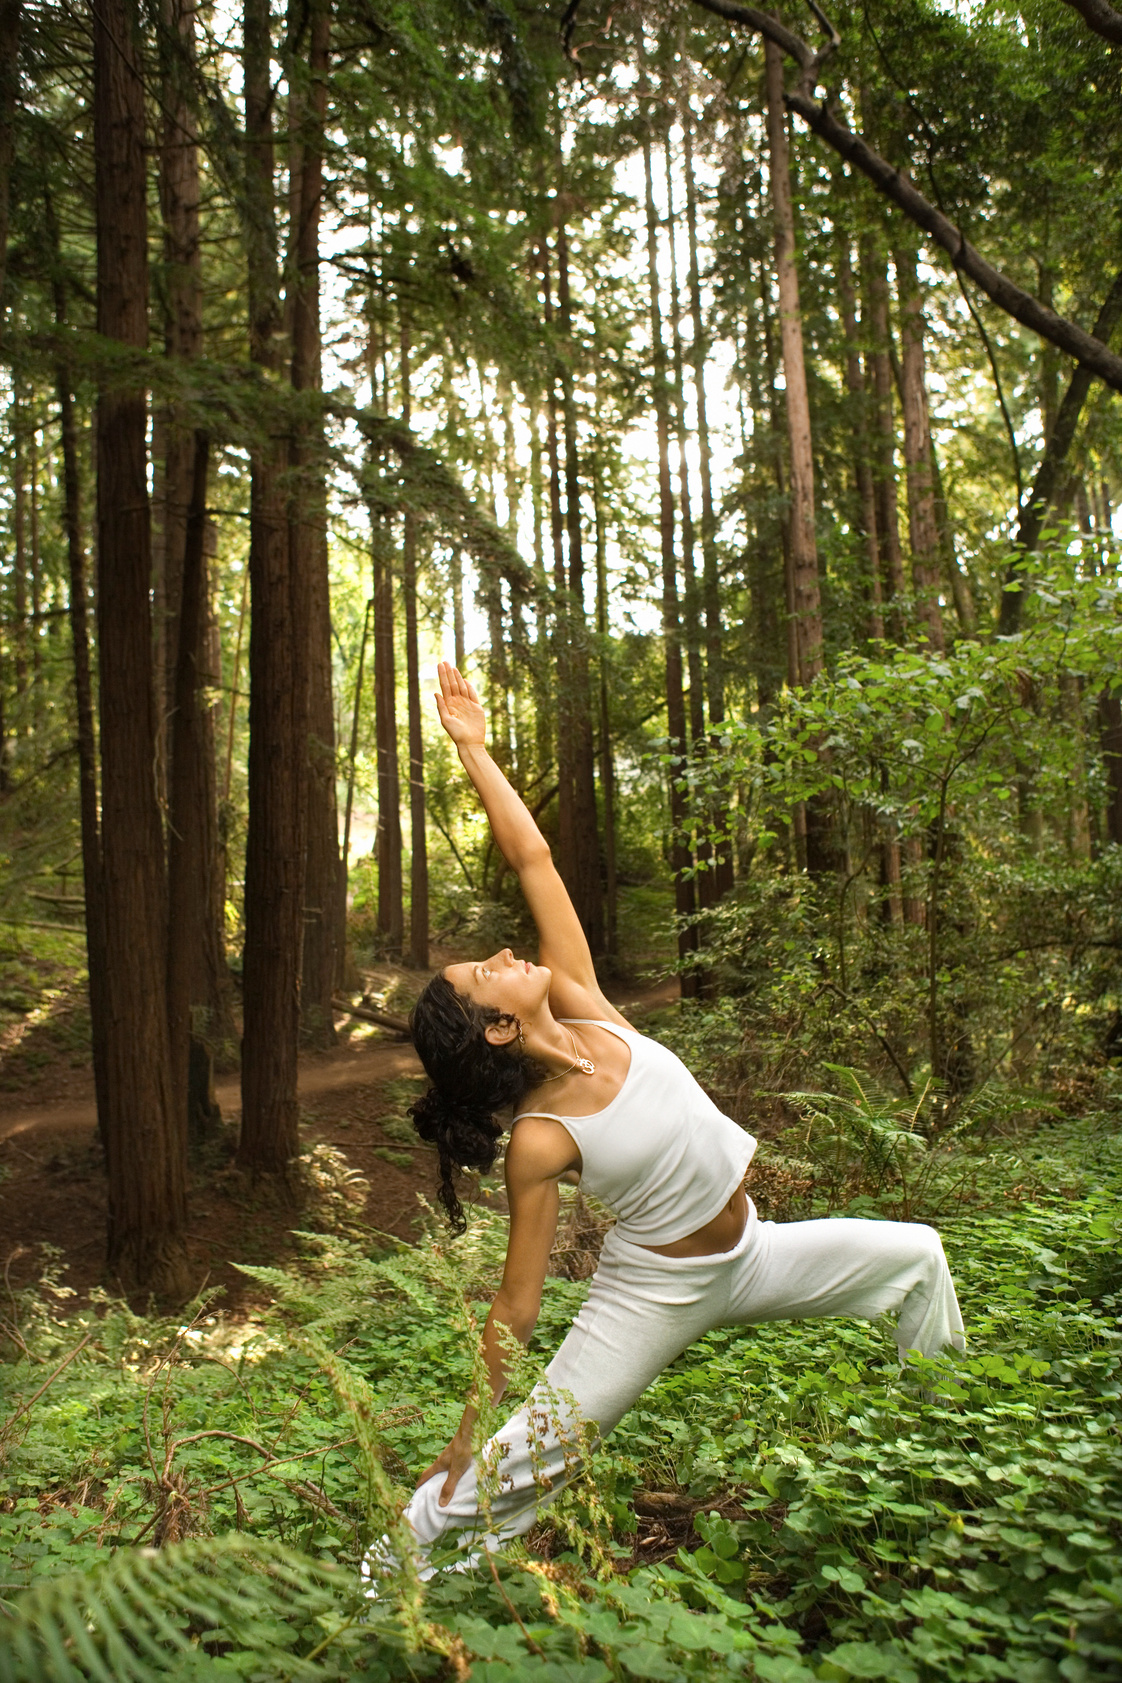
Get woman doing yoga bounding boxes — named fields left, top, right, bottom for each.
left=401, top=662, right=964, bottom=1564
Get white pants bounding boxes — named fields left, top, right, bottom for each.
left=403, top=1207, right=964, bottom=1556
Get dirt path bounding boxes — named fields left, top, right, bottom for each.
left=0, top=975, right=679, bottom=1306
left=0, top=976, right=679, bottom=1144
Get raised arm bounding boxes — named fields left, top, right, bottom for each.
left=434, top=662, right=612, bottom=1009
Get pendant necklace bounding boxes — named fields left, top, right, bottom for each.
left=541, top=1026, right=596, bottom=1082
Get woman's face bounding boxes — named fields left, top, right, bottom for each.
left=444, top=948, right=551, bottom=1027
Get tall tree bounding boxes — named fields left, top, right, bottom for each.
left=291, top=0, right=340, bottom=1045
left=239, top=0, right=308, bottom=1174
left=555, top=212, right=603, bottom=951
left=894, top=240, right=945, bottom=652
left=160, top=0, right=229, bottom=1148
left=764, top=40, right=822, bottom=688
left=643, top=115, right=698, bottom=992
left=94, top=0, right=188, bottom=1290
left=401, top=316, right=428, bottom=969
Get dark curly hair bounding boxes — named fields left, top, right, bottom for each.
left=409, top=973, right=547, bottom=1234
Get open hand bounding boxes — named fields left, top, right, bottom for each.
left=434, top=661, right=486, bottom=748
left=416, top=1432, right=474, bottom=1507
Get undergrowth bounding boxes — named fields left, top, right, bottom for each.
left=1, top=1089, right=1121, bottom=1681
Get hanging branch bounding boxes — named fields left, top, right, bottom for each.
left=690, top=0, right=1122, bottom=393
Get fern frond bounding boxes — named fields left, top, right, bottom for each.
left=0, top=1535, right=352, bottom=1683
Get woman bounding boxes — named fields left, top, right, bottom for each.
left=402, top=662, right=963, bottom=1563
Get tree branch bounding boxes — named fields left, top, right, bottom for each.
left=689, top=0, right=1122, bottom=393
left=998, top=268, right=1122, bottom=634
left=1060, top=0, right=1122, bottom=44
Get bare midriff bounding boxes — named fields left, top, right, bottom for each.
left=639, top=1185, right=749, bottom=1259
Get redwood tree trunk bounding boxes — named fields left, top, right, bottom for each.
left=48, top=197, right=110, bottom=1135
left=94, top=0, right=188, bottom=1293
left=0, top=0, right=21, bottom=333
left=372, top=507, right=403, bottom=956
left=643, top=124, right=697, bottom=992
left=863, top=234, right=906, bottom=635
left=291, top=0, right=339, bottom=1044
left=765, top=40, right=822, bottom=688
left=837, top=239, right=884, bottom=642
left=239, top=0, right=307, bottom=1173
left=401, top=318, right=428, bottom=968
left=557, top=219, right=603, bottom=952
left=160, top=0, right=231, bottom=1146
left=895, top=241, right=945, bottom=652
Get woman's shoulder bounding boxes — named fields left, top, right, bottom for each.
left=504, top=1112, right=579, bottom=1179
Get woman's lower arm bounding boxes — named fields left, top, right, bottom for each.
left=453, top=1296, right=538, bottom=1443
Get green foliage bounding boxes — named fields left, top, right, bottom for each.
left=3, top=1154, right=1122, bottom=1679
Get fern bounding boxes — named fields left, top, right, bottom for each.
left=0, top=1535, right=355, bottom=1683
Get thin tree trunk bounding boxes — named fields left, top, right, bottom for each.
left=556, top=219, right=603, bottom=952
left=684, top=109, right=733, bottom=898
left=12, top=394, right=26, bottom=698
left=167, top=434, right=224, bottom=1151
left=0, top=0, right=21, bottom=335
left=591, top=370, right=617, bottom=957
left=664, top=139, right=706, bottom=748
left=372, top=504, right=403, bottom=956
left=94, top=0, right=187, bottom=1293
left=401, top=317, right=428, bottom=968
left=999, top=270, right=1122, bottom=634
left=239, top=0, right=307, bottom=1174
left=1099, top=692, right=1122, bottom=847
left=160, top=0, right=231, bottom=1147
left=931, top=438, right=976, bottom=636
left=291, top=0, right=339, bottom=1045
left=863, top=233, right=906, bottom=636
left=766, top=39, right=832, bottom=877
left=837, top=240, right=883, bottom=641
left=541, top=245, right=578, bottom=909
left=451, top=546, right=466, bottom=669
left=643, top=123, right=697, bottom=992
left=28, top=424, right=41, bottom=700
left=765, top=40, right=822, bottom=688
left=894, top=241, right=945, bottom=652
left=47, top=190, right=111, bottom=1135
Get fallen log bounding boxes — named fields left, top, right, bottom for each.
left=331, top=995, right=411, bottom=1037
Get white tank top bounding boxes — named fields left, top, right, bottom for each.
left=512, top=1019, right=757, bottom=1247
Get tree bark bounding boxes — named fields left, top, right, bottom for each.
left=556, top=220, right=603, bottom=952
left=863, top=233, right=905, bottom=635
left=1099, top=692, right=1122, bottom=848
left=239, top=0, right=307, bottom=1174
left=643, top=122, right=698, bottom=992
left=94, top=0, right=188, bottom=1294
left=684, top=109, right=733, bottom=899
left=0, top=0, right=21, bottom=334
left=1060, top=0, right=1122, bottom=44
left=894, top=242, right=945, bottom=651
left=47, top=191, right=111, bottom=1136
left=160, top=0, right=231, bottom=1148
left=998, top=270, right=1122, bottom=635
left=400, top=318, right=428, bottom=969
left=765, top=40, right=822, bottom=686
left=541, top=245, right=578, bottom=915
left=167, top=434, right=225, bottom=1151
left=290, top=0, right=339, bottom=1046
left=836, top=239, right=883, bottom=642
left=591, top=383, right=618, bottom=957
left=372, top=504, right=403, bottom=957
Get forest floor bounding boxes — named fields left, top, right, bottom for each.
left=0, top=939, right=679, bottom=1314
